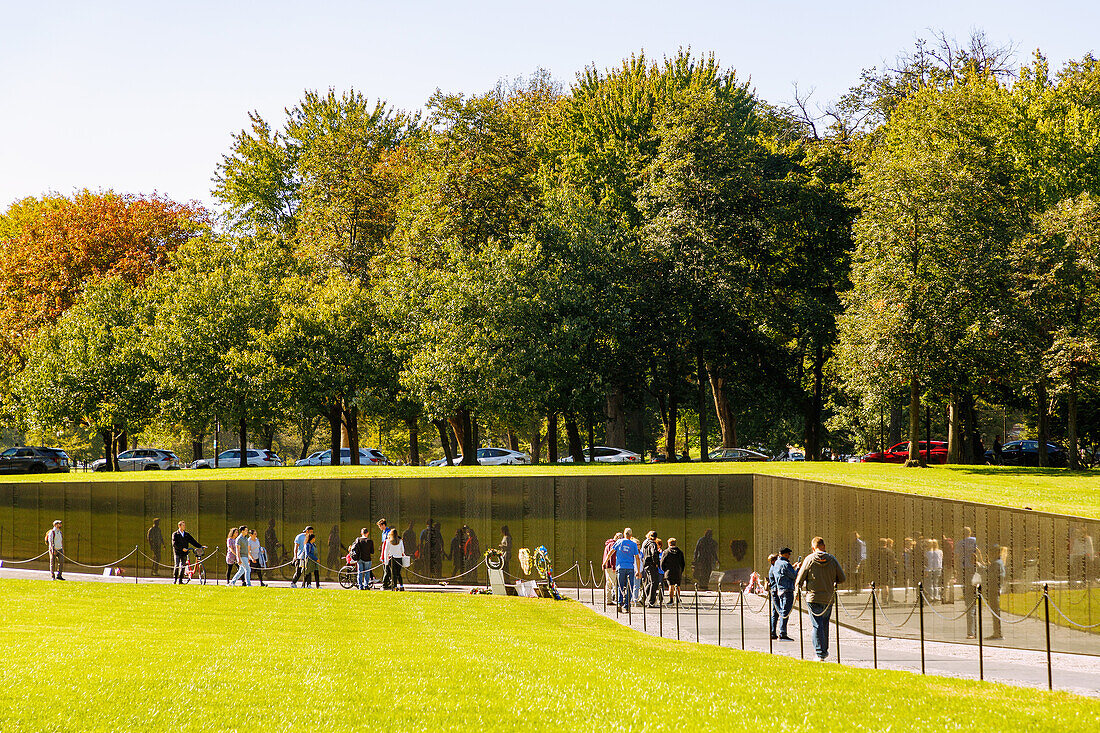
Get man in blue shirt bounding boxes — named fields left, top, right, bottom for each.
left=289, top=525, right=312, bottom=588
left=613, top=528, right=642, bottom=611
left=768, top=547, right=797, bottom=640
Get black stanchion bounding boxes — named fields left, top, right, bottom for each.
left=659, top=592, right=664, bottom=638
left=642, top=593, right=647, bottom=632
left=977, top=584, right=984, bottom=681
left=590, top=562, right=595, bottom=606
left=694, top=583, right=700, bottom=642
left=768, top=586, right=774, bottom=654
left=1044, top=583, right=1052, bottom=691
left=134, top=545, right=139, bottom=585
left=834, top=583, right=840, bottom=664
left=918, top=582, right=926, bottom=674
left=676, top=591, right=681, bottom=640
left=739, top=584, right=745, bottom=650
left=716, top=583, right=721, bottom=647
left=798, top=592, right=805, bottom=660
left=871, top=581, right=878, bottom=669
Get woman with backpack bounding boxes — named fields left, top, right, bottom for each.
left=381, top=528, right=406, bottom=591
left=660, top=538, right=686, bottom=606
left=301, top=531, right=320, bottom=588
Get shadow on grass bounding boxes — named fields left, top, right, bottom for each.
left=942, top=466, right=1096, bottom=478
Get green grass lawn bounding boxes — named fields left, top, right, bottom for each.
left=12, top=461, right=1100, bottom=519
left=1003, top=588, right=1100, bottom=636
left=0, top=580, right=1095, bottom=732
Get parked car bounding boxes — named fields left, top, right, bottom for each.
left=985, top=440, right=1068, bottom=468
left=428, top=447, right=531, bottom=466
left=862, top=441, right=948, bottom=464
left=707, top=448, right=770, bottom=462
left=0, top=446, right=70, bottom=474
left=91, top=449, right=180, bottom=472
left=295, top=448, right=390, bottom=466
left=191, top=449, right=284, bottom=469
left=561, top=446, right=643, bottom=464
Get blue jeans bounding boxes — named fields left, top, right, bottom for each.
left=808, top=601, right=832, bottom=658
left=357, top=560, right=370, bottom=589
left=230, top=559, right=252, bottom=586
left=775, top=590, right=793, bottom=638
left=617, top=568, right=635, bottom=608
left=769, top=592, right=779, bottom=637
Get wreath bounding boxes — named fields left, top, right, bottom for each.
left=518, top=547, right=532, bottom=576
left=484, top=548, right=504, bottom=571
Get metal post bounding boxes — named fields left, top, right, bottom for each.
left=642, top=593, right=647, bottom=632
left=871, top=582, right=878, bottom=669
left=1044, top=583, right=1052, bottom=691
left=739, top=584, right=745, bottom=650
left=694, top=583, right=700, bottom=642
left=716, top=583, right=721, bottom=647
left=798, top=591, right=805, bottom=660
left=977, top=584, right=984, bottom=681
left=134, top=545, right=139, bottom=585
left=834, top=583, right=841, bottom=664
left=676, top=591, right=681, bottom=640
left=918, top=582, right=925, bottom=674
left=627, top=585, right=632, bottom=626
left=659, top=592, right=664, bottom=638
left=768, top=587, right=774, bottom=654
left=590, top=562, right=595, bottom=606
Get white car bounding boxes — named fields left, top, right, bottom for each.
left=92, top=449, right=181, bottom=471
left=560, top=446, right=642, bottom=463
left=428, top=447, right=531, bottom=466
left=191, top=449, right=284, bottom=469
left=295, top=448, right=389, bottom=466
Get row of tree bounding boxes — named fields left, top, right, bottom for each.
left=3, top=38, right=1099, bottom=468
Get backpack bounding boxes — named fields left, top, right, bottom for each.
left=349, top=540, right=359, bottom=562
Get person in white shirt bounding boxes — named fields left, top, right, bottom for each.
left=247, top=528, right=267, bottom=587
left=924, top=538, right=943, bottom=601
left=381, top=528, right=406, bottom=591
left=45, top=520, right=64, bottom=580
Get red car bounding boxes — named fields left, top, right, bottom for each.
left=862, top=441, right=948, bottom=464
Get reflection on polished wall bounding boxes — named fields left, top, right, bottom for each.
left=0, top=474, right=755, bottom=585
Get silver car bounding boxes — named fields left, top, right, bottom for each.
left=560, top=446, right=642, bottom=463
left=92, top=449, right=181, bottom=471
left=428, top=447, right=531, bottom=466
left=191, top=449, right=284, bottom=468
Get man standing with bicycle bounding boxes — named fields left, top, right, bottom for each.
left=172, top=520, right=204, bottom=584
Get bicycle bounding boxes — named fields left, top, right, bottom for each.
left=180, top=546, right=207, bottom=585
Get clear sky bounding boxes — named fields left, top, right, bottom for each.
left=2, top=1, right=1097, bottom=212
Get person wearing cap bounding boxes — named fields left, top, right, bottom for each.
left=289, top=525, right=313, bottom=588
left=769, top=547, right=797, bottom=640
left=641, top=530, right=662, bottom=607
left=45, top=520, right=64, bottom=580
left=794, top=536, right=846, bottom=660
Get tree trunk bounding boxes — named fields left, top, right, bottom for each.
left=565, top=417, right=585, bottom=463
left=1068, top=372, right=1079, bottom=470
left=298, top=413, right=319, bottom=460
left=435, top=419, right=454, bottom=466
left=664, top=394, right=679, bottom=462
left=506, top=429, right=519, bottom=452
left=530, top=419, right=542, bottom=465
left=102, top=429, right=115, bottom=471
left=708, top=368, right=738, bottom=449
left=329, top=400, right=342, bottom=466
left=947, top=393, right=962, bottom=464
left=345, top=403, right=360, bottom=465
left=238, top=414, right=248, bottom=468
left=697, top=353, right=709, bottom=461
left=547, top=413, right=559, bottom=463
left=587, top=411, right=595, bottom=459
left=905, top=372, right=922, bottom=467
left=406, top=416, right=420, bottom=466
left=889, top=403, right=903, bottom=446
left=452, top=408, right=477, bottom=466
left=1037, top=380, right=1049, bottom=468
left=963, top=394, right=982, bottom=464
left=604, top=387, right=627, bottom=448
left=191, top=434, right=204, bottom=463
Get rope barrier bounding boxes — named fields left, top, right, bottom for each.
left=60, top=548, right=138, bottom=569
left=918, top=592, right=978, bottom=622
left=0, top=550, right=50, bottom=565
left=982, top=595, right=1045, bottom=625
left=874, top=597, right=921, bottom=629
left=402, top=558, right=488, bottom=583
left=1047, top=596, right=1100, bottom=629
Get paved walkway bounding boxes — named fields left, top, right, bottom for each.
left=5, top=567, right=1098, bottom=697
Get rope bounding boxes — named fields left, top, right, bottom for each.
left=0, top=550, right=50, bottom=565
left=918, top=591, right=977, bottom=622
left=983, top=596, right=1045, bottom=624
left=806, top=599, right=835, bottom=618
left=1048, top=597, right=1100, bottom=629
left=402, top=558, right=487, bottom=583
left=60, top=547, right=138, bottom=569
left=874, top=598, right=921, bottom=629
left=836, top=592, right=874, bottom=620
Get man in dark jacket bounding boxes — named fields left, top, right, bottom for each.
left=350, top=528, right=374, bottom=590
left=769, top=547, right=797, bottom=640
left=171, top=520, right=203, bottom=584
left=659, top=538, right=686, bottom=606
left=693, top=529, right=719, bottom=590
left=641, top=531, right=662, bottom=607
left=794, top=536, right=846, bottom=661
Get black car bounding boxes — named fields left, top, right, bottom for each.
left=985, top=440, right=1067, bottom=468
left=0, top=446, right=71, bottom=474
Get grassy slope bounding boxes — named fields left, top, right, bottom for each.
left=1003, top=588, right=1100, bottom=636
left=0, top=581, right=1095, bottom=732
left=11, top=462, right=1100, bottom=519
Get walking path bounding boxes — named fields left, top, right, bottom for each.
left=5, top=566, right=1098, bottom=697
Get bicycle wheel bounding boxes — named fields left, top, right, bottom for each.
left=181, top=569, right=192, bottom=585
left=338, top=566, right=355, bottom=589
left=198, top=566, right=207, bottom=585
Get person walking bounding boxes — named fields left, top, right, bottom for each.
left=985, top=545, right=1007, bottom=640
left=350, top=527, right=373, bottom=590
left=301, top=531, right=320, bottom=588
left=382, top=528, right=406, bottom=590
left=225, top=527, right=240, bottom=584
left=692, top=529, right=719, bottom=591
left=602, top=532, right=623, bottom=605
left=613, top=528, right=642, bottom=611
left=418, top=521, right=433, bottom=575
left=45, top=520, right=65, bottom=580
left=430, top=521, right=444, bottom=578
left=957, top=526, right=984, bottom=639
left=769, top=547, right=797, bottom=640
left=871, top=538, right=898, bottom=606
left=499, top=526, right=512, bottom=577
left=641, top=530, right=662, bottom=607
left=925, top=539, right=943, bottom=601
left=326, top=525, right=345, bottom=579
left=848, top=532, right=866, bottom=594
left=230, top=525, right=252, bottom=586
left=247, top=528, right=266, bottom=587
left=794, top=536, right=846, bottom=661
left=449, top=526, right=465, bottom=581
left=659, top=537, right=686, bottom=606
left=147, top=518, right=164, bottom=576
left=264, top=519, right=280, bottom=572
left=171, top=521, right=203, bottom=584
left=463, top=526, right=481, bottom=584
left=289, top=525, right=312, bottom=588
